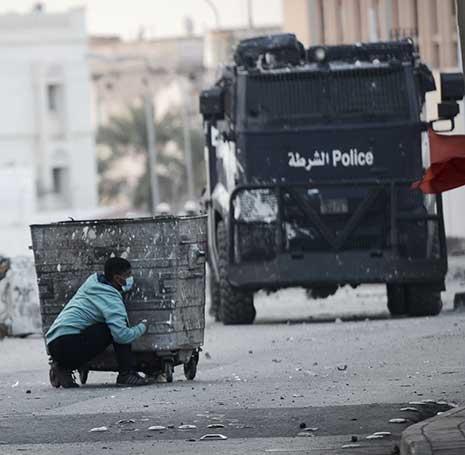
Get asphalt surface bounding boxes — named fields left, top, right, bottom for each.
left=1, top=259, right=465, bottom=454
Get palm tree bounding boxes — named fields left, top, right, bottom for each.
left=97, top=105, right=205, bottom=210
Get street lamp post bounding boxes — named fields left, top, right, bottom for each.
left=180, top=79, right=195, bottom=202
left=204, top=0, right=220, bottom=28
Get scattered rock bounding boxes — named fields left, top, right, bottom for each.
left=373, top=431, right=391, bottom=437
left=299, top=422, right=306, bottom=429
left=208, top=424, right=225, bottom=429
left=148, top=426, right=166, bottom=431
left=297, top=432, right=314, bottom=437
left=337, top=365, right=348, bottom=372
left=25, top=390, right=31, bottom=394
left=342, top=444, right=361, bottom=449
left=178, top=425, right=197, bottom=430
left=366, top=434, right=385, bottom=440
left=351, top=435, right=358, bottom=442
left=200, top=434, right=228, bottom=441
left=89, top=426, right=109, bottom=433
left=272, top=359, right=282, bottom=363
left=116, top=419, right=135, bottom=425
left=389, top=418, right=407, bottom=424
left=400, top=407, right=419, bottom=412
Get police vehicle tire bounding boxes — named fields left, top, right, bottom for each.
left=79, top=368, right=89, bottom=385
left=217, top=222, right=256, bottom=325
left=208, top=270, right=221, bottom=322
left=386, top=284, right=408, bottom=316
left=406, top=285, right=443, bottom=317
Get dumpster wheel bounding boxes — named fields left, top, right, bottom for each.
left=183, top=351, right=199, bottom=381
left=164, top=361, right=174, bottom=383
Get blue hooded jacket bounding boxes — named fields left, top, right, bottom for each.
left=46, top=273, right=146, bottom=345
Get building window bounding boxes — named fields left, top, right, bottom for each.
left=52, top=167, right=66, bottom=195
left=47, top=84, right=62, bottom=112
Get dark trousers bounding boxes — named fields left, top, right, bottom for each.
left=48, top=323, right=133, bottom=372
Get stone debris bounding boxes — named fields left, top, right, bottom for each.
left=200, top=434, right=228, bottom=441
left=400, top=407, right=419, bottom=412
left=116, top=419, right=135, bottom=425
left=389, top=418, right=407, bottom=424
left=178, top=424, right=197, bottom=430
left=366, top=434, right=385, bottom=440
left=89, top=426, right=109, bottom=433
left=373, top=432, right=392, bottom=436
left=297, top=432, right=314, bottom=437
left=11, top=381, right=19, bottom=388
left=408, top=401, right=425, bottom=405
left=148, top=426, right=166, bottom=431
left=342, top=444, right=361, bottom=449
left=301, top=427, right=319, bottom=432
left=337, top=365, right=348, bottom=371
left=207, top=424, right=225, bottom=429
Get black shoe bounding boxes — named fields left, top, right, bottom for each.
left=116, top=371, right=149, bottom=387
left=51, top=363, right=79, bottom=388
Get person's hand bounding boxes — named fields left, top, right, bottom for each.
left=139, top=319, right=148, bottom=333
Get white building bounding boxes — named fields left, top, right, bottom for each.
left=0, top=7, right=98, bottom=256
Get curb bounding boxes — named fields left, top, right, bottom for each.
left=400, top=406, right=465, bottom=455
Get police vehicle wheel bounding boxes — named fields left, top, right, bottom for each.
left=183, top=354, right=198, bottom=381
left=79, top=368, right=89, bottom=385
left=386, top=284, right=407, bottom=316
left=49, top=367, right=60, bottom=388
left=406, top=285, right=443, bottom=317
left=217, top=222, right=256, bottom=325
left=208, top=270, right=221, bottom=322
left=164, top=361, right=174, bottom=383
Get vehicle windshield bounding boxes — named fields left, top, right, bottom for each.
left=244, top=66, right=412, bottom=127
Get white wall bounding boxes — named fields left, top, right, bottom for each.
left=0, top=7, right=98, bottom=256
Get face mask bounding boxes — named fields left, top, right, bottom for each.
left=121, top=276, right=134, bottom=292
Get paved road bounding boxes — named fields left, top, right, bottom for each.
left=1, top=268, right=465, bottom=454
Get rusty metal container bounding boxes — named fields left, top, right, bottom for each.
left=30, top=215, right=207, bottom=383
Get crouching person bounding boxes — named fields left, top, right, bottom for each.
left=46, top=257, right=148, bottom=388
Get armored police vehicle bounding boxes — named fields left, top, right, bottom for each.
left=200, top=34, right=463, bottom=324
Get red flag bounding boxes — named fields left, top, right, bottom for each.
left=413, top=129, right=465, bottom=194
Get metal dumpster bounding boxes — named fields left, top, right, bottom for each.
left=30, top=215, right=207, bottom=384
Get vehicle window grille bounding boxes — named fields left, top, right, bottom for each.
left=246, top=67, right=410, bottom=124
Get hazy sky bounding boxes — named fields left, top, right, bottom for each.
left=0, top=0, right=283, bottom=39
